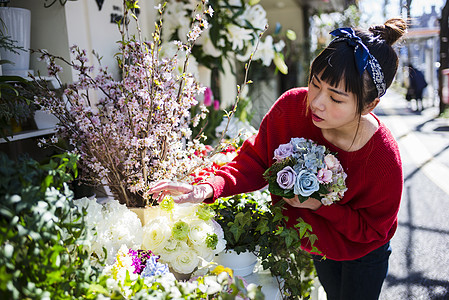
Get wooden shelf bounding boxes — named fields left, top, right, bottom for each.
left=0, top=128, right=57, bottom=144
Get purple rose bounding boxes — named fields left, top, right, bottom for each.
left=274, top=143, right=294, bottom=161
left=276, top=166, right=296, bottom=190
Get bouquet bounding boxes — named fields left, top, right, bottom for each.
left=139, top=197, right=226, bottom=274
left=263, top=137, right=347, bottom=205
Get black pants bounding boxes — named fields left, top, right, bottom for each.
left=312, top=242, right=391, bottom=300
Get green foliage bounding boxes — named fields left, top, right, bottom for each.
left=211, top=192, right=319, bottom=299
left=0, top=76, right=38, bottom=141
left=0, top=152, right=109, bottom=299
left=263, top=158, right=296, bottom=199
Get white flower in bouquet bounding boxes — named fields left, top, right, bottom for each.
left=142, top=217, right=172, bottom=253
left=141, top=197, right=226, bottom=274
left=170, top=244, right=200, bottom=274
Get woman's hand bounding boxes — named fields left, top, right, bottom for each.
left=148, top=180, right=213, bottom=204
left=283, top=195, right=322, bottom=211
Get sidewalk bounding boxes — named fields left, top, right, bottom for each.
left=376, top=88, right=449, bottom=300
left=375, top=88, right=449, bottom=195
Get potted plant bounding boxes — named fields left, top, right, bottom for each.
left=0, top=75, right=37, bottom=140
left=211, top=190, right=320, bottom=300
left=0, top=0, right=31, bottom=77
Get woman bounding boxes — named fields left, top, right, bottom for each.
left=149, top=18, right=406, bottom=300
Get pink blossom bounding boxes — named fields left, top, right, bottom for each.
left=317, top=168, right=333, bottom=184
left=213, top=99, right=220, bottom=111
left=203, top=87, right=213, bottom=106
left=324, top=154, right=340, bottom=171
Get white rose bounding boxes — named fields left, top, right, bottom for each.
left=188, top=219, right=214, bottom=246
left=160, top=238, right=181, bottom=261
left=142, top=217, right=172, bottom=253
left=170, top=247, right=200, bottom=274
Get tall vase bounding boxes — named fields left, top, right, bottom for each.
left=0, top=7, right=32, bottom=77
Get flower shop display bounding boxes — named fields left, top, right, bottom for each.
left=139, top=197, right=226, bottom=275
left=73, top=196, right=226, bottom=276
left=103, top=244, right=264, bottom=299
left=263, top=137, right=347, bottom=205
left=0, top=152, right=264, bottom=299
left=72, top=197, right=144, bottom=265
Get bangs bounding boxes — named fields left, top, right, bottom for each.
left=310, top=42, right=364, bottom=101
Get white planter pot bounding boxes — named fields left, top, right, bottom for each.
left=0, top=7, right=31, bottom=76
left=214, top=249, right=258, bottom=277
left=34, top=110, right=59, bottom=129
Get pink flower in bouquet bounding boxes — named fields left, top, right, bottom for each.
left=317, top=168, right=333, bottom=184
left=324, top=154, right=340, bottom=171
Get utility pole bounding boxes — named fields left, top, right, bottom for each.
left=438, top=0, right=449, bottom=114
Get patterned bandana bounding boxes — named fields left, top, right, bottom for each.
left=329, top=27, right=387, bottom=98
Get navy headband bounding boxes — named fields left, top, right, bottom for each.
left=329, top=27, right=387, bottom=98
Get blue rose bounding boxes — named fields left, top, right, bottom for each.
left=294, top=170, right=320, bottom=197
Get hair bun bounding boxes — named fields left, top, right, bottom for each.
left=369, top=18, right=407, bottom=45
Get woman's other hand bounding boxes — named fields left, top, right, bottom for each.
left=283, top=195, right=322, bottom=211
left=148, top=180, right=213, bottom=204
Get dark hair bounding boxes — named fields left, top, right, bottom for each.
left=309, top=18, right=407, bottom=114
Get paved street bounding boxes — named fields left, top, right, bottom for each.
left=375, top=88, right=449, bottom=300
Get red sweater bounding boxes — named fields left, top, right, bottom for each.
left=206, top=87, right=403, bottom=261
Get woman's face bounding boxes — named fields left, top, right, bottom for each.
left=307, top=73, right=360, bottom=132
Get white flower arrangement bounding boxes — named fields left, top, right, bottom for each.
left=74, top=198, right=144, bottom=265
left=73, top=197, right=226, bottom=275
left=142, top=197, right=226, bottom=274
left=160, top=0, right=286, bottom=73
left=101, top=244, right=262, bottom=299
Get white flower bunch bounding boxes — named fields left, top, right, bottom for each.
left=73, top=198, right=143, bottom=265
left=142, top=197, right=226, bottom=274
left=160, top=0, right=285, bottom=70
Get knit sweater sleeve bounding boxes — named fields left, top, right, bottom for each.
left=204, top=88, right=307, bottom=202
